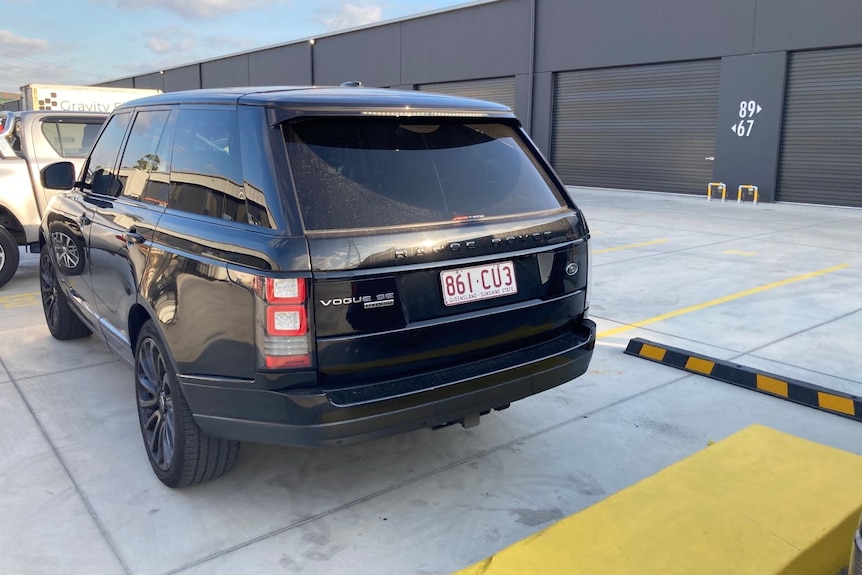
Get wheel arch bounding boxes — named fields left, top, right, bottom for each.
left=0, top=206, right=25, bottom=244
left=128, top=304, right=153, bottom=357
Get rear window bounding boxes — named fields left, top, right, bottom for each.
left=284, top=119, right=567, bottom=231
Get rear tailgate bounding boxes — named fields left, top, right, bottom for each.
left=281, top=115, right=590, bottom=391
left=309, top=213, right=589, bottom=388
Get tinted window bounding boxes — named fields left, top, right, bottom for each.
left=284, top=119, right=567, bottom=231
left=141, top=111, right=177, bottom=207
left=84, top=112, right=131, bottom=197
left=118, top=110, right=172, bottom=202
left=41, top=117, right=105, bottom=157
left=168, top=108, right=245, bottom=222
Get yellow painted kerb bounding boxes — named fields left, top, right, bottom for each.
left=453, top=425, right=862, bottom=575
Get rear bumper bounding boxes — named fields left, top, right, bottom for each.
left=182, top=319, right=596, bottom=447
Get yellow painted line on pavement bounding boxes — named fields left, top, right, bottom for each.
left=597, top=263, right=849, bottom=340
left=593, top=238, right=668, bottom=255
left=453, top=425, right=862, bottom=575
left=0, top=292, right=40, bottom=309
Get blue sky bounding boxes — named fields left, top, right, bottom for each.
left=0, top=0, right=476, bottom=93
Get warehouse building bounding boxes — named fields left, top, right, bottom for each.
left=28, top=0, right=862, bottom=206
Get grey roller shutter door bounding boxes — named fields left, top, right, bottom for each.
left=552, top=60, right=720, bottom=194
left=418, top=77, right=516, bottom=111
left=778, top=47, right=862, bottom=207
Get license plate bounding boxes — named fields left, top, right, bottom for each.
left=440, top=261, right=518, bottom=306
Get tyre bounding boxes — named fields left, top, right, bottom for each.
left=0, top=226, right=20, bottom=289
left=135, top=320, right=240, bottom=487
left=39, top=244, right=91, bottom=340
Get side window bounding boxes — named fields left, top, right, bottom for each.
left=117, top=110, right=171, bottom=202
left=83, top=112, right=132, bottom=197
left=41, top=118, right=105, bottom=157
left=140, top=110, right=177, bottom=207
left=168, top=108, right=245, bottom=222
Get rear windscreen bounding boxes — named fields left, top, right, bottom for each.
left=283, top=119, right=568, bottom=231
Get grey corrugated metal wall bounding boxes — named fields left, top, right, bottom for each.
left=417, top=77, right=517, bottom=111
left=777, top=47, right=862, bottom=207
left=551, top=60, right=720, bottom=194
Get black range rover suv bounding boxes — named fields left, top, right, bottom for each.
left=38, top=86, right=595, bottom=487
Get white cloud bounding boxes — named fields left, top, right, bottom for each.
left=0, top=30, right=50, bottom=55
left=146, top=32, right=197, bottom=55
left=112, top=0, right=279, bottom=20
left=320, top=2, right=383, bottom=31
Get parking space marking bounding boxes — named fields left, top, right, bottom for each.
left=597, top=263, right=850, bottom=340
left=593, top=238, right=668, bottom=255
left=0, top=292, right=40, bottom=309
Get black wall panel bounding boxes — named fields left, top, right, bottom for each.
left=249, top=45, right=311, bottom=86
left=201, top=54, right=249, bottom=89
left=552, top=60, right=720, bottom=194
left=314, top=24, right=401, bottom=87
left=101, top=78, right=135, bottom=89
left=536, top=0, right=755, bottom=73
left=418, top=77, right=516, bottom=111
left=164, top=65, right=201, bottom=92
left=401, top=0, right=530, bottom=85
left=778, top=47, right=862, bottom=207
left=133, top=73, right=165, bottom=91
left=755, top=0, right=862, bottom=53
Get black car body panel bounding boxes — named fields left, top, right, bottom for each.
left=39, top=86, right=595, bottom=456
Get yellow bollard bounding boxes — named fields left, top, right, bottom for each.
left=707, top=182, right=726, bottom=203
left=737, top=185, right=759, bottom=205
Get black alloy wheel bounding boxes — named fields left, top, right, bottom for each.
left=39, top=244, right=90, bottom=340
left=136, top=335, right=176, bottom=472
left=134, top=321, right=239, bottom=487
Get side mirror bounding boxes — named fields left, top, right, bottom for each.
left=41, top=162, right=76, bottom=190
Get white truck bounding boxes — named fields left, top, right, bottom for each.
left=0, top=85, right=161, bottom=287
left=0, top=110, right=108, bottom=287
left=20, top=84, right=161, bottom=113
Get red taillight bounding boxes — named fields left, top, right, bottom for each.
left=266, top=278, right=305, bottom=304
left=266, top=306, right=307, bottom=336
left=265, top=354, right=311, bottom=369
left=260, top=277, right=311, bottom=369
